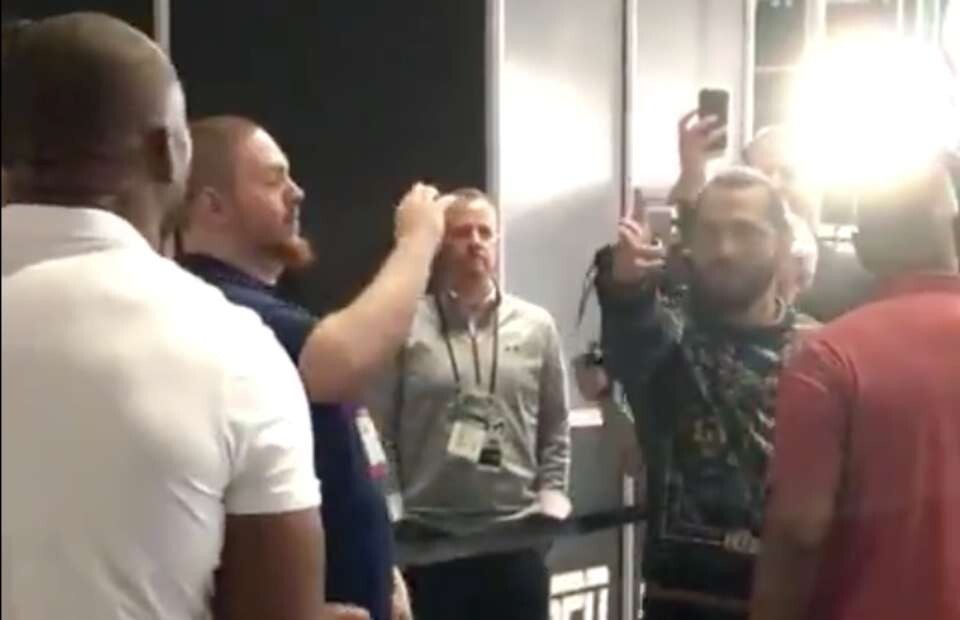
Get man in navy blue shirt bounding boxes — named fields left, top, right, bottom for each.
left=179, top=116, right=451, bottom=620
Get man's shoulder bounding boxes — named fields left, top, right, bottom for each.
left=502, top=293, right=556, bottom=328
left=150, top=258, right=265, bottom=323
left=135, top=257, right=291, bottom=366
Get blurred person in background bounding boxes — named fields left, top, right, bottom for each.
left=366, top=188, right=571, bottom=620
left=668, top=111, right=873, bottom=320
left=2, top=14, right=329, bottom=620
left=751, top=157, right=960, bottom=620
left=179, top=116, right=450, bottom=620
left=599, top=167, right=818, bottom=620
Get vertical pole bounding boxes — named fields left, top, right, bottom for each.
left=622, top=0, right=637, bottom=219
left=486, top=0, right=506, bottom=284
left=153, top=0, right=171, bottom=54
left=743, top=0, right=758, bottom=145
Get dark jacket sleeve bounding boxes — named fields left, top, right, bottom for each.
left=596, top=271, right=682, bottom=419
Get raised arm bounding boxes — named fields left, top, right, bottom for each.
left=298, top=183, right=453, bottom=403
left=597, top=216, right=678, bottom=390
left=666, top=109, right=724, bottom=205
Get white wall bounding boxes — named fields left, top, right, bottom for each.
left=630, top=0, right=748, bottom=194
left=495, top=0, right=624, bottom=400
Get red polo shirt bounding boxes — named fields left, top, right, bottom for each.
left=771, top=272, right=960, bottom=620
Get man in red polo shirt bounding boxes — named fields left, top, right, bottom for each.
left=750, top=158, right=960, bottom=620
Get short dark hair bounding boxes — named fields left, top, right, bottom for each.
left=693, top=166, right=790, bottom=233
left=449, top=186, right=491, bottom=205
left=184, top=115, right=266, bottom=213
left=447, top=186, right=499, bottom=217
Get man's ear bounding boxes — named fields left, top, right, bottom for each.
left=777, top=225, right=795, bottom=261
left=144, top=126, right=175, bottom=184
left=190, top=186, right=231, bottom=227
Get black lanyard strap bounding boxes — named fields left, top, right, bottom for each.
left=434, top=289, right=500, bottom=395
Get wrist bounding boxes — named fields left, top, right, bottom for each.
left=677, top=166, right=707, bottom=189
left=396, top=229, right=441, bottom=256
left=598, top=272, right=657, bottom=303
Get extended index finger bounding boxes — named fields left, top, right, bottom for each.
left=619, top=217, right=646, bottom=241
left=678, top=108, right=699, bottom=131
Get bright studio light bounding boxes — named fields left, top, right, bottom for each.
left=789, top=32, right=958, bottom=192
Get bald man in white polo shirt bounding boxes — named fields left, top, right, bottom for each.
left=1, top=13, right=339, bottom=620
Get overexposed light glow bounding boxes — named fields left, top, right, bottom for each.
left=790, top=32, right=959, bottom=191
left=945, top=1, right=959, bottom=75
left=499, top=63, right=611, bottom=209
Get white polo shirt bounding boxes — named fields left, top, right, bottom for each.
left=1, top=205, right=321, bottom=620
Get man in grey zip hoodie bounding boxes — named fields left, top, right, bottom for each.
left=366, top=187, right=571, bottom=620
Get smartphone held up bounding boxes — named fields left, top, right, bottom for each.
left=698, top=88, right=730, bottom=153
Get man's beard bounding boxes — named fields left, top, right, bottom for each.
left=689, top=260, right=777, bottom=315
left=263, top=235, right=315, bottom=271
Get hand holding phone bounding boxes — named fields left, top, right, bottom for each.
left=612, top=209, right=667, bottom=286
left=697, top=88, right=729, bottom=152
left=646, top=205, right=675, bottom=244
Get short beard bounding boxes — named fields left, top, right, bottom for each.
left=689, top=263, right=777, bottom=316
left=264, top=235, right=315, bottom=271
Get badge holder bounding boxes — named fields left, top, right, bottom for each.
left=435, top=291, right=505, bottom=469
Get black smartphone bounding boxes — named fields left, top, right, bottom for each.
left=698, top=88, right=729, bottom=151
left=647, top=205, right=675, bottom=244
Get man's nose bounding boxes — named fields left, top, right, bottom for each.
left=287, top=179, right=305, bottom=205
left=714, top=231, right=739, bottom=259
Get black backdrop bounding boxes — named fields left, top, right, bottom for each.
left=173, top=2, right=487, bottom=314
left=3, top=0, right=153, bottom=38
left=4, top=1, right=487, bottom=315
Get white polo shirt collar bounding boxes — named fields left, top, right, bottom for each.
left=2, top=204, right=151, bottom=268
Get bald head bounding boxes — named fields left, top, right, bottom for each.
left=745, top=126, right=790, bottom=170
left=1, top=13, right=191, bottom=245
left=855, top=160, right=959, bottom=276
left=4, top=13, right=187, bottom=181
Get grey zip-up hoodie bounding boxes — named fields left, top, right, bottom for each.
left=366, top=293, right=571, bottom=535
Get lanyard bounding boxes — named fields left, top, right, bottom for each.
left=434, top=289, right=500, bottom=395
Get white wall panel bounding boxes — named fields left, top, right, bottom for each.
left=494, top=0, right=625, bottom=395
left=631, top=0, right=748, bottom=192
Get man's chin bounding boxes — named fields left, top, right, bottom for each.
left=265, top=236, right=316, bottom=271
left=691, top=278, right=771, bottom=315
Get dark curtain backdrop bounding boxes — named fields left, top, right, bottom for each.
left=3, top=1, right=486, bottom=315
left=3, top=0, right=153, bottom=36
left=173, top=2, right=487, bottom=315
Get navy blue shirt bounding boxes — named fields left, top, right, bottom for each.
left=181, top=254, right=394, bottom=620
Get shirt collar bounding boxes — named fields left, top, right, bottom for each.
left=178, top=253, right=275, bottom=293
left=443, top=281, right=500, bottom=307
left=1, top=204, right=151, bottom=253
left=872, top=271, right=960, bottom=302
left=437, top=280, right=503, bottom=329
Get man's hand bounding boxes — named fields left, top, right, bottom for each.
left=678, top=109, right=725, bottom=175
left=391, top=569, right=413, bottom=620
left=394, top=182, right=454, bottom=250
left=321, top=603, right=371, bottom=620
left=612, top=215, right=666, bottom=285
left=668, top=109, right=726, bottom=205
